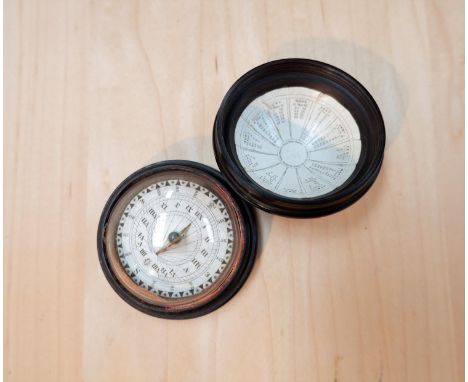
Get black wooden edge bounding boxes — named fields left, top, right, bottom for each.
left=213, top=58, right=386, bottom=218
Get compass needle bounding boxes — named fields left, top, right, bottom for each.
left=155, top=222, right=192, bottom=255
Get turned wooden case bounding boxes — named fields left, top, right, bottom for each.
left=213, top=59, right=386, bottom=218
left=97, top=161, right=257, bottom=319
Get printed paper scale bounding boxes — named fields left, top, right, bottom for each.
left=235, top=87, right=361, bottom=198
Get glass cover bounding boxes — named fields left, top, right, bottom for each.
left=104, top=169, right=243, bottom=309
left=235, top=87, right=361, bottom=199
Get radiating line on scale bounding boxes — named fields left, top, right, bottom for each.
left=298, top=92, right=323, bottom=141
left=240, top=116, right=281, bottom=148
left=236, top=125, right=280, bottom=155
left=303, top=116, right=339, bottom=147
left=306, top=137, right=351, bottom=153
left=274, top=166, right=289, bottom=191
left=307, top=158, right=353, bottom=166
left=246, top=161, right=283, bottom=173
left=302, top=164, right=337, bottom=188
left=295, top=168, right=305, bottom=194
left=260, top=102, right=287, bottom=143
left=236, top=145, right=279, bottom=156
left=286, top=92, right=293, bottom=139
left=307, top=143, right=359, bottom=165
left=299, top=102, right=327, bottom=144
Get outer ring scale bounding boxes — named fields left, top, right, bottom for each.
left=213, top=58, right=386, bottom=218
left=97, top=160, right=257, bottom=319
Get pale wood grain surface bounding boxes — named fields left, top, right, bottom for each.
left=5, top=0, right=464, bottom=381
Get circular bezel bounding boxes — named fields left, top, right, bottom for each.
left=97, top=160, right=257, bottom=319
left=213, top=59, right=385, bottom=217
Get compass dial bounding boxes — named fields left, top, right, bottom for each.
left=98, top=161, right=256, bottom=319
left=116, top=179, right=234, bottom=298
left=235, top=87, right=361, bottom=199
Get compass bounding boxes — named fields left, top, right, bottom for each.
left=98, top=59, right=386, bottom=318
left=213, top=59, right=385, bottom=217
left=97, top=161, right=257, bottom=319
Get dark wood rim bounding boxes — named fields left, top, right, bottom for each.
left=97, top=160, right=257, bottom=319
left=213, top=58, right=386, bottom=218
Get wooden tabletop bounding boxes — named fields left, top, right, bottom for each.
left=5, top=1, right=464, bottom=381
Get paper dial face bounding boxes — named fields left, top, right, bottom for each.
left=234, top=87, right=361, bottom=199
left=111, top=177, right=238, bottom=303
